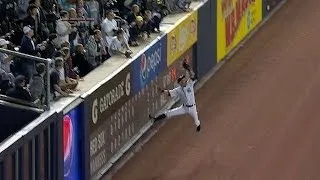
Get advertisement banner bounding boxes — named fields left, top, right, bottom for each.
left=63, top=107, right=81, bottom=180
left=131, top=36, right=167, bottom=94
left=85, top=65, right=133, bottom=179
left=167, top=10, right=198, bottom=66
left=217, top=0, right=262, bottom=62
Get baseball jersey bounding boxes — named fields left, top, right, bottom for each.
left=169, top=79, right=196, bottom=105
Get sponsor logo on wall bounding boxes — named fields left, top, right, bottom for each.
left=90, top=68, right=131, bottom=128
left=217, top=0, right=262, bottom=62
left=167, top=10, right=198, bottom=66
left=86, top=65, right=132, bottom=179
left=63, top=107, right=81, bottom=180
left=132, top=37, right=167, bottom=94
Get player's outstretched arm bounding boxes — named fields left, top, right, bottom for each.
left=157, top=88, right=171, bottom=97
left=182, top=60, right=196, bottom=81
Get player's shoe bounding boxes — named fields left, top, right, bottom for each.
left=149, top=114, right=154, bottom=119
left=196, top=125, right=201, bottom=132
left=149, top=114, right=155, bottom=122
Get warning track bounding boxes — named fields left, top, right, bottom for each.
left=105, top=0, right=320, bottom=179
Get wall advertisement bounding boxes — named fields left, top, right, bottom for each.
left=85, top=65, right=133, bottom=179
left=167, top=10, right=198, bottom=66
left=217, top=0, right=262, bottom=62
left=131, top=36, right=167, bottom=94
left=63, top=107, right=82, bottom=180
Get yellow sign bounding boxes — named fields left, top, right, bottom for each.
left=167, top=10, right=198, bottom=66
left=217, top=0, right=262, bottom=62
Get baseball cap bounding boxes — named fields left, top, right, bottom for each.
left=23, top=26, right=33, bottom=34
left=60, top=10, right=68, bottom=17
left=0, top=38, right=9, bottom=46
left=14, top=75, right=26, bottom=85
left=136, top=16, right=143, bottom=22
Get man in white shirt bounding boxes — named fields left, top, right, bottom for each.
left=56, top=11, right=75, bottom=46
left=101, top=10, right=119, bottom=48
left=108, top=29, right=132, bottom=58
left=149, top=60, right=201, bottom=132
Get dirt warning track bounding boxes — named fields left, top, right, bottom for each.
left=105, top=0, right=320, bottom=179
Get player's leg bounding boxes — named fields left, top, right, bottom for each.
left=188, top=106, right=201, bottom=132
left=166, top=105, right=187, bottom=118
left=150, top=105, right=186, bottom=122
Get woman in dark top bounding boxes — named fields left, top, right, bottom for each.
left=72, top=44, right=93, bottom=78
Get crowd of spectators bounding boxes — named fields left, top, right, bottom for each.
left=0, top=0, right=194, bottom=106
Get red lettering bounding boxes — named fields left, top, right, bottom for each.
left=170, top=68, right=177, bottom=82
left=225, top=15, right=231, bottom=47
left=231, top=10, right=236, bottom=44
left=224, top=0, right=255, bottom=48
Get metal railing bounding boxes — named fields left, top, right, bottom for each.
left=0, top=110, right=63, bottom=180
left=0, top=48, right=52, bottom=108
left=0, top=49, right=63, bottom=180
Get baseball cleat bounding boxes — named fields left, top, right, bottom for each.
left=196, top=125, right=201, bottom=132
left=149, top=114, right=155, bottom=120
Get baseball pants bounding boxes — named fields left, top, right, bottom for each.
left=165, top=105, right=201, bottom=126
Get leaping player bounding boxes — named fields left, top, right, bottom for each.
left=149, top=60, right=201, bottom=132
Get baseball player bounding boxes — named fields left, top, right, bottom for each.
left=149, top=60, right=201, bottom=132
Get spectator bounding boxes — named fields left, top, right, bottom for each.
left=56, top=11, right=73, bottom=47
left=68, top=8, right=80, bottom=52
left=86, top=29, right=106, bottom=67
left=176, top=0, right=192, bottom=12
left=41, top=0, right=57, bottom=15
left=23, top=4, right=41, bottom=43
left=54, top=56, right=78, bottom=91
left=129, top=16, right=150, bottom=46
left=19, top=26, right=41, bottom=82
left=119, top=20, right=130, bottom=43
left=0, top=38, right=15, bottom=83
left=61, top=41, right=71, bottom=49
left=72, top=44, right=93, bottom=77
left=46, top=3, right=60, bottom=33
left=29, top=0, right=49, bottom=41
left=76, top=7, right=90, bottom=45
left=29, top=63, right=46, bottom=102
left=60, top=47, right=78, bottom=79
left=101, top=10, right=119, bottom=48
left=76, top=0, right=88, bottom=18
left=85, top=0, right=101, bottom=28
left=108, top=29, right=132, bottom=58
left=50, top=57, right=70, bottom=99
left=126, top=4, right=142, bottom=26
left=6, top=75, right=33, bottom=102
left=0, top=68, right=13, bottom=94
left=16, top=0, right=30, bottom=20
left=144, top=10, right=162, bottom=32
left=41, top=34, right=59, bottom=59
